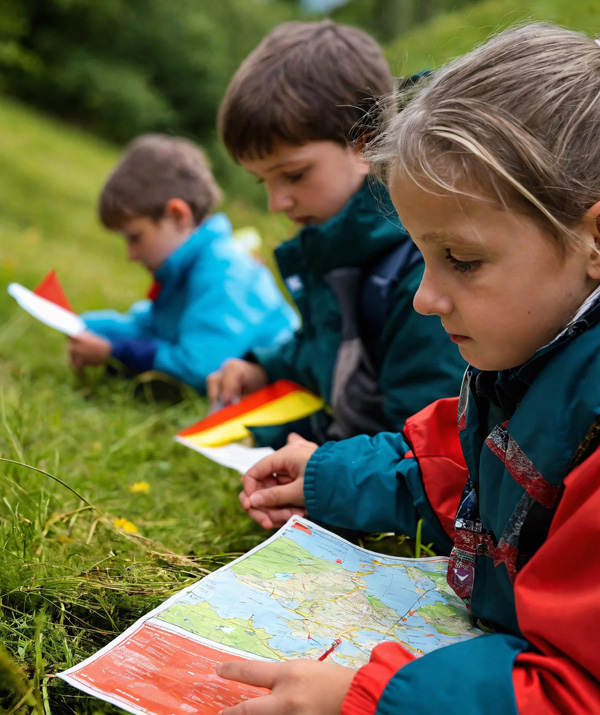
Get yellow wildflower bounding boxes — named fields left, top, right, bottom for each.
left=128, top=481, right=151, bottom=493
left=113, top=518, right=139, bottom=533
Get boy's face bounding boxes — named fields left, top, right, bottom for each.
left=240, top=141, right=369, bottom=226
left=119, top=204, right=193, bottom=273
left=391, top=175, right=600, bottom=371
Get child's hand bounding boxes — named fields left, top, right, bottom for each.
left=240, top=435, right=318, bottom=529
left=216, top=659, right=355, bottom=714
left=206, top=359, right=269, bottom=408
left=68, top=332, right=112, bottom=369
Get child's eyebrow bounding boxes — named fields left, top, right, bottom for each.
left=418, top=230, right=474, bottom=245
left=264, top=158, right=308, bottom=173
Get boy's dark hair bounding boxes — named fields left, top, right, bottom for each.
left=98, top=134, right=222, bottom=229
left=218, top=20, right=393, bottom=161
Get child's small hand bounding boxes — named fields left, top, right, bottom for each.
left=240, top=436, right=318, bottom=529
left=68, top=332, right=112, bottom=369
left=216, top=658, right=355, bottom=714
left=207, top=359, right=269, bottom=408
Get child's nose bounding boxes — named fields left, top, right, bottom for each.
left=413, top=269, right=452, bottom=316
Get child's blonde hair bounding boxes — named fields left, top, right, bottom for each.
left=367, top=23, right=600, bottom=251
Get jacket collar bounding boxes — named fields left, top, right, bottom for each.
left=276, top=180, right=409, bottom=277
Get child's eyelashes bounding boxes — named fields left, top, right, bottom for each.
left=284, top=172, right=304, bottom=183
left=444, top=249, right=482, bottom=274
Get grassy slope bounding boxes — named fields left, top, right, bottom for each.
left=385, top=0, right=600, bottom=73
left=0, top=97, right=293, bottom=713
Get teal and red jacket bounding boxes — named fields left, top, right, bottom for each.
left=81, top=214, right=298, bottom=392
left=251, top=181, right=465, bottom=447
left=304, top=290, right=600, bottom=713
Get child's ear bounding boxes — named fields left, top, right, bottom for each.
left=165, top=198, right=194, bottom=227
left=346, top=141, right=370, bottom=176
left=586, top=199, right=600, bottom=280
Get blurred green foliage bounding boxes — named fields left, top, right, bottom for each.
left=384, top=0, right=600, bottom=75
left=0, top=0, right=298, bottom=142
left=0, top=0, right=302, bottom=202
left=332, top=0, right=479, bottom=42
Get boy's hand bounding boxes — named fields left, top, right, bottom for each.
left=240, top=434, right=318, bottom=529
left=216, top=659, right=355, bottom=714
left=207, top=359, right=269, bottom=408
left=68, top=332, right=112, bottom=369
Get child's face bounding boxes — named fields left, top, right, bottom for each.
left=391, top=175, right=600, bottom=371
left=119, top=205, right=193, bottom=273
left=240, top=141, right=369, bottom=226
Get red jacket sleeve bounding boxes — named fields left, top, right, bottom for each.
left=512, top=445, right=600, bottom=713
left=402, top=397, right=467, bottom=540
left=341, top=643, right=416, bottom=715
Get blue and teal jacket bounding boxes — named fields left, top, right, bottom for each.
left=82, top=214, right=298, bottom=392
left=305, top=288, right=600, bottom=714
left=251, top=181, right=465, bottom=447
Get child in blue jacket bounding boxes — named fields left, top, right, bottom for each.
left=216, top=24, right=600, bottom=715
left=68, top=134, right=298, bottom=392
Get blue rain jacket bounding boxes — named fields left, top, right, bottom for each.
left=82, top=214, right=298, bottom=392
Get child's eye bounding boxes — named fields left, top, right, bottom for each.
left=284, top=172, right=304, bottom=184
left=445, top=249, right=482, bottom=274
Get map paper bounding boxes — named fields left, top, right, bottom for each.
left=58, top=517, right=481, bottom=714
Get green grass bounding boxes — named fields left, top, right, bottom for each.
left=0, top=95, right=422, bottom=713
left=384, top=0, right=600, bottom=74
left=0, top=95, right=298, bottom=713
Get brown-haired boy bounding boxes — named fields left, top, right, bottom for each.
left=68, top=134, right=298, bottom=392
left=209, top=20, right=464, bottom=446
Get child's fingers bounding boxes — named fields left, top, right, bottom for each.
left=206, top=370, right=222, bottom=404
left=246, top=506, right=274, bottom=529
left=245, top=504, right=306, bottom=530
left=243, top=446, right=304, bottom=486
left=217, top=660, right=279, bottom=690
left=241, top=471, right=284, bottom=501
left=219, top=361, right=246, bottom=405
left=247, top=481, right=303, bottom=509
left=286, top=432, right=317, bottom=448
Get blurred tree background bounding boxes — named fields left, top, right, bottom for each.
left=0, top=0, right=482, bottom=204
left=1, top=0, right=597, bottom=207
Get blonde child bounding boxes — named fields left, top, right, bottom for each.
left=216, top=23, right=600, bottom=714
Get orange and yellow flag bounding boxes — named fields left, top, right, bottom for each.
left=177, top=380, right=324, bottom=448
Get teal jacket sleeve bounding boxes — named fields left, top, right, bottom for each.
left=378, top=264, right=465, bottom=431
left=150, top=277, right=289, bottom=393
left=303, top=432, right=452, bottom=553
left=81, top=300, right=153, bottom=341
left=341, top=633, right=525, bottom=715
left=304, top=397, right=467, bottom=555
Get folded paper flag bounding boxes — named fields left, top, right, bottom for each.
left=176, top=380, right=324, bottom=448
left=7, top=270, right=85, bottom=336
left=33, top=270, right=75, bottom=312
